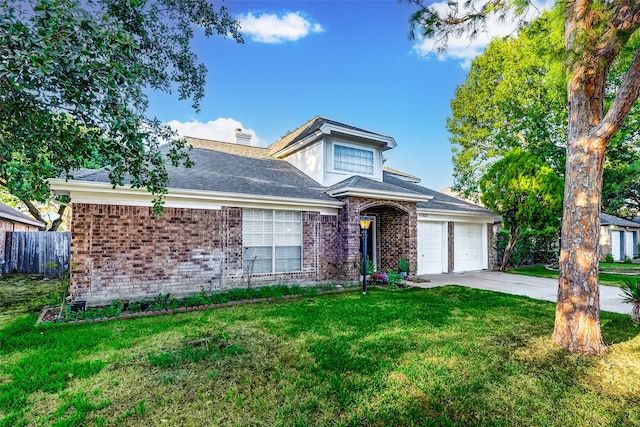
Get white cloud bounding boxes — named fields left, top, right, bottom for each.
left=412, top=0, right=554, bottom=68
left=237, top=11, right=324, bottom=43
left=167, top=118, right=265, bottom=146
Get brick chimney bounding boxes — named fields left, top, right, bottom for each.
left=234, top=128, right=252, bottom=145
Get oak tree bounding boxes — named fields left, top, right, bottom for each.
left=1, top=0, right=243, bottom=229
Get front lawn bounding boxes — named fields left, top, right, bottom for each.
left=2, top=276, right=640, bottom=426
left=507, top=265, right=638, bottom=286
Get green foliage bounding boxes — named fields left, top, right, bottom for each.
left=495, top=229, right=559, bottom=267
left=624, top=256, right=633, bottom=264
left=147, top=332, right=244, bottom=368
left=619, top=278, right=640, bottom=323
left=605, top=253, right=615, bottom=263
left=446, top=10, right=567, bottom=197
left=481, top=149, right=564, bottom=233
left=396, top=257, right=410, bottom=273
left=444, top=9, right=640, bottom=217
left=0, top=0, right=243, bottom=215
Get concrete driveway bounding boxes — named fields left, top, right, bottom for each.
left=413, top=270, right=631, bottom=315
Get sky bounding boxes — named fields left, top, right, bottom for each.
left=147, top=0, right=551, bottom=192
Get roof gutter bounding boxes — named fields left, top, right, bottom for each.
left=49, top=179, right=345, bottom=214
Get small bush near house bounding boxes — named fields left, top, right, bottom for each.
left=605, top=253, right=615, bottom=263
left=496, top=228, right=558, bottom=267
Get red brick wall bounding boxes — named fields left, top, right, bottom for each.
left=338, top=197, right=418, bottom=279
left=70, top=204, right=341, bottom=305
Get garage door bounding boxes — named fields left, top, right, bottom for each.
left=454, top=223, right=485, bottom=272
left=417, top=222, right=447, bottom=275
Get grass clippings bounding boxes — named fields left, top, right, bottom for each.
left=2, top=275, right=640, bottom=426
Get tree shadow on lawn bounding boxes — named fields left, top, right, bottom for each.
left=259, top=286, right=640, bottom=426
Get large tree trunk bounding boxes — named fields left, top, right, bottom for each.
left=552, top=135, right=607, bottom=355
left=551, top=2, right=640, bottom=355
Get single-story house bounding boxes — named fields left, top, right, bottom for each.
left=0, top=202, right=45, bottom=251
left=49, top=116, right=497, bottom=305
left=600, top=213, right=640, bottom=261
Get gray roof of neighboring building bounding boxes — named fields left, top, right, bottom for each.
left=66, top=147, right=338, bottom=202
left=600, top=213, right=640, bottom=228
left=383, top=172, right=495, bottom=215
left=0, top=202, right=45, bottom=227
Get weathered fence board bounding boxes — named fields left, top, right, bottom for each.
left=3, top=232, right=71, bottom=278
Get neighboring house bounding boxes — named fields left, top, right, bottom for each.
left=600, top=213, right=640, bottom=261
left=0, top=202, right=45, bottom=252
left=49, top=116, right=497, bottom=305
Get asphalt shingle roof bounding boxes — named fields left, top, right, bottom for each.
left=0, top=202, right=44, bottom=227
left=67, top=147, right=337, bottom=202
left=326, top=174, right=423, bottom=196
left=270, top=116, right=388, bottom=155
left=600, top=213, right=640, bottom=228
left=62, top=142, right=496, bottom=216
left=383, top=172, right=495, bottom=215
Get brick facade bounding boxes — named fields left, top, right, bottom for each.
left=70, top=204, right=342, bottom=305
left=337, top=197, right=417, bottom=280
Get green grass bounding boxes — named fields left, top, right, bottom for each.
left=599, top=262, right=640, bottom=270
left=0, top=274, right=67, bottom=323
left=506, top=265, right=638, bottom=287
left=2, top=275, right=640, bottom=426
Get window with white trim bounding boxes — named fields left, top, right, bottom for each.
left=243, top=209, right=302, bottom=274
left=334, top=144, right=374, bottom=174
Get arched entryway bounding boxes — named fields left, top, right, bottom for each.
left=360, top=201, right=416, bottom=273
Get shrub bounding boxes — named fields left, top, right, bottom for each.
left=605, top=253, right=614, bottom=263
left=619, top=278, right=640, bottom=324
left=396, top=258, right=410, bottom=273
left=495, top=228, right=559, bottom=267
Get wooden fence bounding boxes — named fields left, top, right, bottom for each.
left=3, top=232, right=71, bottom=278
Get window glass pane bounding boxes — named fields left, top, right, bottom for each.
left=243, top=246, right=272, bottom=274
left=243, top=209, right=301, bottom=274
left=334, top=145, right=374, bottom=174
left=275, top=246, right=301, bottom=272
left=243, top=209, right=273, bottom=246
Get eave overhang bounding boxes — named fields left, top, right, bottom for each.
left=273, top=122, right=397, bottom=158
left=326, top=186, right=431, bottom=203
left=49, top=179, right=344, bottom=215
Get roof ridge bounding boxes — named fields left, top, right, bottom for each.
left=268, top=116, right=320, bottom=156
left=186, top=137, right=270, bottom=159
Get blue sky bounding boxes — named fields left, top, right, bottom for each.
left=147, top=0, right=549, bottom=191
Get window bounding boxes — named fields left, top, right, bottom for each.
left=334, top=145, right=374, bottom=174
left=243, top=209, right=302, bottom=274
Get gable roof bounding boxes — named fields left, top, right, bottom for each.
left=600, top=213, right=640, bottom=228
left=383, top=172, right=495, bottom=215
left=326, top=174, right=430, bottom=202
left=0, top=202, right=45, bottom=228
left=269, top=116, right=396, bottom=157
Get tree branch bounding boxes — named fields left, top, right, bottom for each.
left=594, top=46, right=640, bottom=142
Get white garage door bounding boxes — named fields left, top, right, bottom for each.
left=417, top=222, right=447, bottom=275
left=454, top=223, right=485, bottom=272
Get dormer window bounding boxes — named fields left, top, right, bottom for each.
left=334, top=144, right=374, bottom=174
